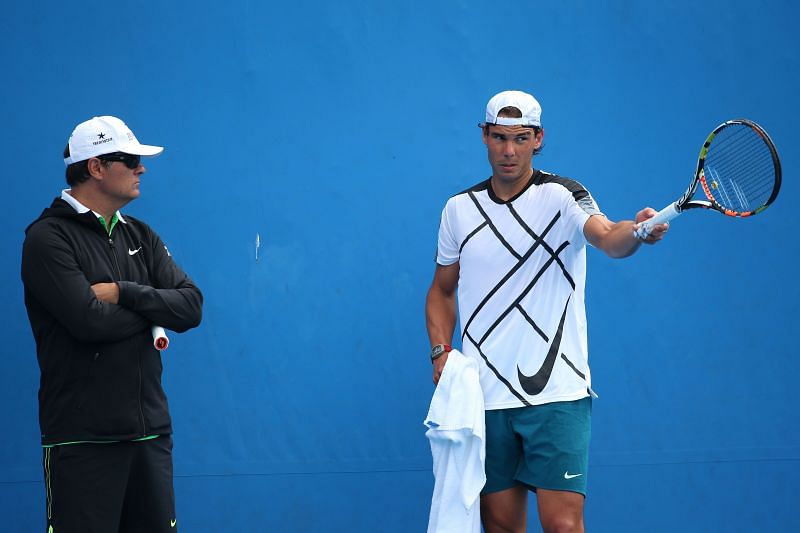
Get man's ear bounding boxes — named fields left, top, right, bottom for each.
left=535, top=128, right=545, bottom=149
left=481, top=125, right=490, bottom=145
left=86, top=158, right=105, bottom=180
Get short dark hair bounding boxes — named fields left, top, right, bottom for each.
left=498, top=106, right=523, bottom=119
left=63, top=145, right=111, bottom=186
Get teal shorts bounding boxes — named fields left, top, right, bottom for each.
left=482, top=397, right=591, bottom=496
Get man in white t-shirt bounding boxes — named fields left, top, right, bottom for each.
left=425, top=90, right=668, bottom=533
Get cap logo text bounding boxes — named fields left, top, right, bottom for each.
left=93, top=132, right=113, bottom=146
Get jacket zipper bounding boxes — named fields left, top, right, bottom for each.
left=108, top=237, right=123, bottom=280
left=108, top=236, right=147, bottom=437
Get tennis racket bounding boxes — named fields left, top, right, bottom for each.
left=635, top=119, right=781, bottom=239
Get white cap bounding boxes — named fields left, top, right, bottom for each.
left=64, top=116, right=163, bottom=166
left=481, top=90, right=542, bottom=128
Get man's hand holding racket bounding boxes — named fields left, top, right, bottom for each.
left=633, top=207, right=669, bottom=244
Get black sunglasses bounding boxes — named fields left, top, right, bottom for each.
left=97, top=152, right=141, bottom=169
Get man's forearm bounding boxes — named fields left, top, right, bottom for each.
left=601, top=220, right=642, bottom=258
left=117, top=281, right=203, bottom=332
left=426, top=290, right=456, bottom=347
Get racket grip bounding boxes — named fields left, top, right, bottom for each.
left=151, top=325, right=169, bottom=351
left=634, top=203, right=680, bottom=239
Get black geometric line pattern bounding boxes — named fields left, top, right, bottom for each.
left=477, top=241, right=570, bottom=346
left=460, top=192, right=578, bottom=400
left=515, top=303, right=548, bottom=342
left=560, top=353, right=586, bottom=380
left=508, top=203, right=575, bottom=289
left=459, top=221, right=488, bottom=254
left=461, top=194, right=561, bottom=336
left=467, top=191, right=521, bottom=260
left=464, top=330, right=532, bottom=406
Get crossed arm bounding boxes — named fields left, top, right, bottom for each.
left=23, top=225, right=202, bottom=343
left=91, top=282, right=120, bottom=303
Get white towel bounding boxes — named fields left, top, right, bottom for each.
left=424, top=349, right=485, bottom=533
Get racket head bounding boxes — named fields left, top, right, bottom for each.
left=687, top=119, right=781, bottom=217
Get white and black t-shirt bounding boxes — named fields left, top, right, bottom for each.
left=436, top=170, right=603, bottom=410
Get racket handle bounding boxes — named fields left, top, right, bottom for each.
left=634, top=202, right=680, bottom=239
left=151, top=325, right=169, bottom=351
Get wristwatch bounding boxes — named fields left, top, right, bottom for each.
left=430, top=344, right=452, bottom=362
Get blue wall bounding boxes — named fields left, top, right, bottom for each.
left=2, top=1, right=798, bottom=531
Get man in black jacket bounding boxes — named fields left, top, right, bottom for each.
left=21, top=115, right=203, bottom=532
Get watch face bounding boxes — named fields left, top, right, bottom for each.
left=431, top=344, right=447, bottom=359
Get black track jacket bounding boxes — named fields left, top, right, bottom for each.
left=21, top=197, right=203, bottom=445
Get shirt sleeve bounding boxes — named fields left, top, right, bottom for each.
left=117, top=225, right=203, bottom=333
left=436, top=200, right=460, bottom=265
left=563, top=183, right=602, bottom=246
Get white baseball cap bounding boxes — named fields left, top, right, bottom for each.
left=64, top=116, right=163, bottom=166
left=481, top=90, right=542, bottom=128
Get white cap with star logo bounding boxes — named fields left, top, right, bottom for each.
left=64, top=116, right=163, bottom=166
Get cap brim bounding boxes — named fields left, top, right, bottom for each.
left=119, top=143, right=164, bottom=157
left=479, top=121, right=541, bottom=129
left=491, top=117, right=540, bottom=127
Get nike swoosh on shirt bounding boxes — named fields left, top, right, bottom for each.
left=128, top=247, right=142, bottom=256
left=517, top=296, right=570, bottom=395
left=564, top=471, right=583, bottom=480
left=171, top=519, right=177, bottom=527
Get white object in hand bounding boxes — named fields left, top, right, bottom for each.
left=151, top=325, right=169, bottom=351
left=635, top=203, right=680, bottom=240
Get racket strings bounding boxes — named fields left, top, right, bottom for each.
left=703, top=124, right=778, bottom=213
left=710, top=135, right=774, bottom=179
left=705, top=152, right=775, bottom=207
left=706, top=127, right=774, bottom=184
left=709, top=133, right=775, bottom=187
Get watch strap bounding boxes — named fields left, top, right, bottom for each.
left=430, top=344, right=452, bottom=361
